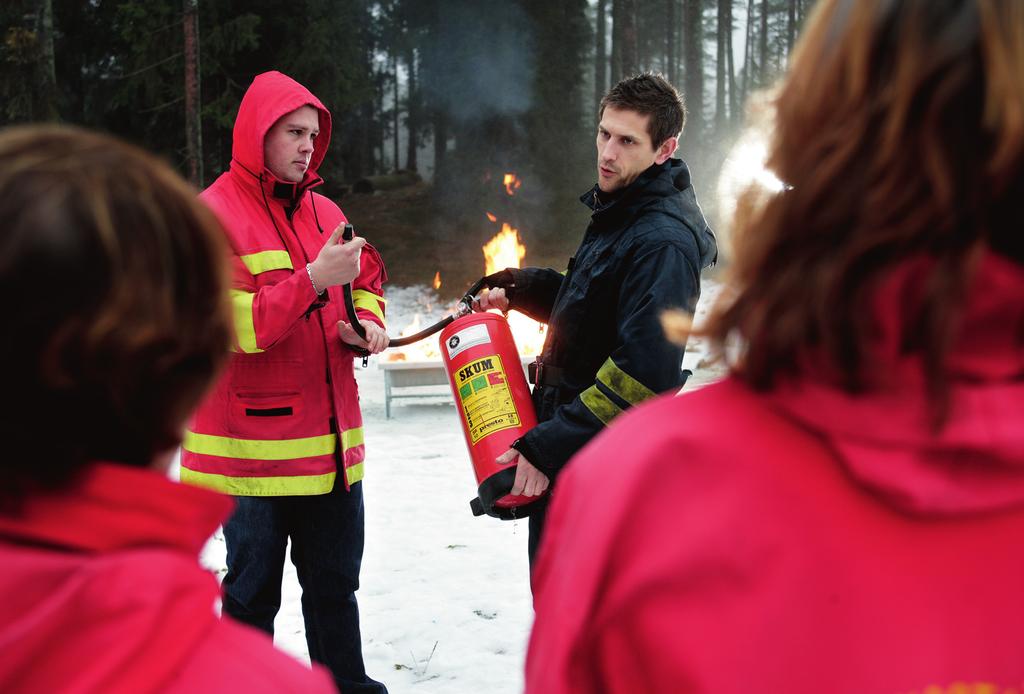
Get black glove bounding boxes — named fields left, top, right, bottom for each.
left=481, top=268, right=519, bottom=304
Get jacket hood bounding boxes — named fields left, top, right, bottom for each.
left=0, top=464, right=234, bottom=691
left=583, top=158, right=718, bottom=268
left=768, top=252, right=1024, bottom=516
left=232, top=71, right=332, bottom=183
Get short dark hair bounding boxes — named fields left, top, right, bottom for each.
left=599, top=73, right=687, bottom=149
left=0, top=126, right=232, bottom=508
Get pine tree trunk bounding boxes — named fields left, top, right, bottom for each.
left=433, top=109, right=447, bottom=178
left=759, top=0, right=769, bottom=86
left=787, top=0, right=796, bottom=56
left=405, top=46, right=418, bottom=173
left=617, top=0, right=638, bottom=78
left=715, top=0, right=726, bottom=130
left=32, top=0, right=58, bottom=122
left=725, top=0, right=737, bottom=126
left=392, top=55, right=400, bottom=171
left=663, top=0, right=671, bottom=84
left=741, top=0, right=753, bottom=102
left=595, top=0, right=607, bottom=113
left=610, top=0, right=618, bottom=81
left=683, top=0, right=703, bottom=136
left=183, top=0, right=203, bottom=186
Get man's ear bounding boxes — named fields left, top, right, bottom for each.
left=654, top=136, right=678, bottom=165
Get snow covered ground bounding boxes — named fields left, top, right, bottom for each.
left=195, top=278, right=724, bottom=694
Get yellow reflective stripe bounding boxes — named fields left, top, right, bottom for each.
left=580, top=384, right=623, bottom=425
left=351, top=289, right=386, bottom=323
left=183, top=430, right=336, bottom=460
left=229, top=289, right=262, bottom=354
left=596, top=357, right=656, bottom=406
left=181, top=467, right=335, bottom=496
left=239, top=250, right=293, bottom=274
left=341, top=426, right=364, bottom=450
left=345, top=462, right=365, bottom=485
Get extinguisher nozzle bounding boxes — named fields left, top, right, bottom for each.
left=470, top=497, right=486, bottom=517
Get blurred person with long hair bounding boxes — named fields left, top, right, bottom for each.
left=0, top=126, right=335, bottom=692
left=525, top=1, right=1024, bottom=692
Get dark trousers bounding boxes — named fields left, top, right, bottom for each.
left=222, top=481, right=387, bottom=694
left=527, top=497, right=550, bottom=569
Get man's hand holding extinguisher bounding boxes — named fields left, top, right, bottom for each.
left=473, top=285, right=550, bottom=499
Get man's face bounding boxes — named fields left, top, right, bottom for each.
left=264, top=105, right=320, bottom=183
left=596, top=106, right=676, bottom=193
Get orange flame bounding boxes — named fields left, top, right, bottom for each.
left=482, top=223, right=526, bottom=276
left=485, top=212, right=497, bottom=222
left=481, top=223, right=546, bottom=356
left=385, top=218, right=547, bottom=362
left=503, top=173, right=522, bottom=196
left=433, top=271, right=442, bottom=290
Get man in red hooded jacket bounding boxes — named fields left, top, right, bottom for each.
left=180, top=71, right=388, bottom=693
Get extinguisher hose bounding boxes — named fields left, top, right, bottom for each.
left=339, top=221, right=488, bottom=352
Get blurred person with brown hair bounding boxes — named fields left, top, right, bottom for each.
left=0, top=126, right=335, bottom=692
left=526, top=1, right=1024, bottom=692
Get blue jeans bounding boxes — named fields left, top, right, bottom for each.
left=222, top=481, right=387, bottom=694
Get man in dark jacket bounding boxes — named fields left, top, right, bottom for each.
left=474, top=73, right=717, bottom=565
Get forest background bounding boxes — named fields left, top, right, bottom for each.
left=1, top=0, right=813, bottom=294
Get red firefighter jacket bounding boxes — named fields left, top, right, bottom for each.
left=181, top=71, right=387, bottom=496
left=0, top=463, right=336, bottom=693
left=526, top=252, right=1024, bottom=694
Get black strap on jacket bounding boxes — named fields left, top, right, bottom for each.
left=528, top=360, right=567, bottom=388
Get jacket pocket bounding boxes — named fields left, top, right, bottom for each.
left=226, top=357, right=306, bottom=439
left=228, top=391, right=304, bottom=439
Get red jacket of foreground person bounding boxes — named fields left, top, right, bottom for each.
left=526, top=252, right=1024, bottom=694
left=181, top=70, right=387, bottom=497
left=0, top=464, right=336, bottom=693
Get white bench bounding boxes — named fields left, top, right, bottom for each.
left=379, top=357, right=534, bottom=418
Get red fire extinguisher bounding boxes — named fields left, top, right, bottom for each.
left=335, top=238, right=544, bottom=520
left=439, top=311, right=546, bottom=520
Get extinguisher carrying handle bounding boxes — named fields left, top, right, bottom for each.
left=463, top=269, right=518, bottom=311
left=471, top=466, right=545, bottom=520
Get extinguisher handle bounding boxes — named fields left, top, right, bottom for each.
left=458, top=270, right=518, bottom=315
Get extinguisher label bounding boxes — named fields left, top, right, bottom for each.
left=445, top=323, right=491, bottom=360
left=453, top=354, right=521, bottom=444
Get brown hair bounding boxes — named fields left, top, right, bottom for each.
left=600, top=73, right=686, bottom=149
left=0, top=125, right=232, bottom=506
left=705, top=0, right=1024, bottom=415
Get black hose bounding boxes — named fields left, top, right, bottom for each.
left=340, top=223, right=488, bottom=351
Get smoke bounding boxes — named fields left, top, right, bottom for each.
left=419, top=0, right=535, bottom=123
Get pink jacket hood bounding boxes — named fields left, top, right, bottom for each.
left=231, top=71, right=332, bottom=183
left=768, top=252, right=1024, bottom=516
